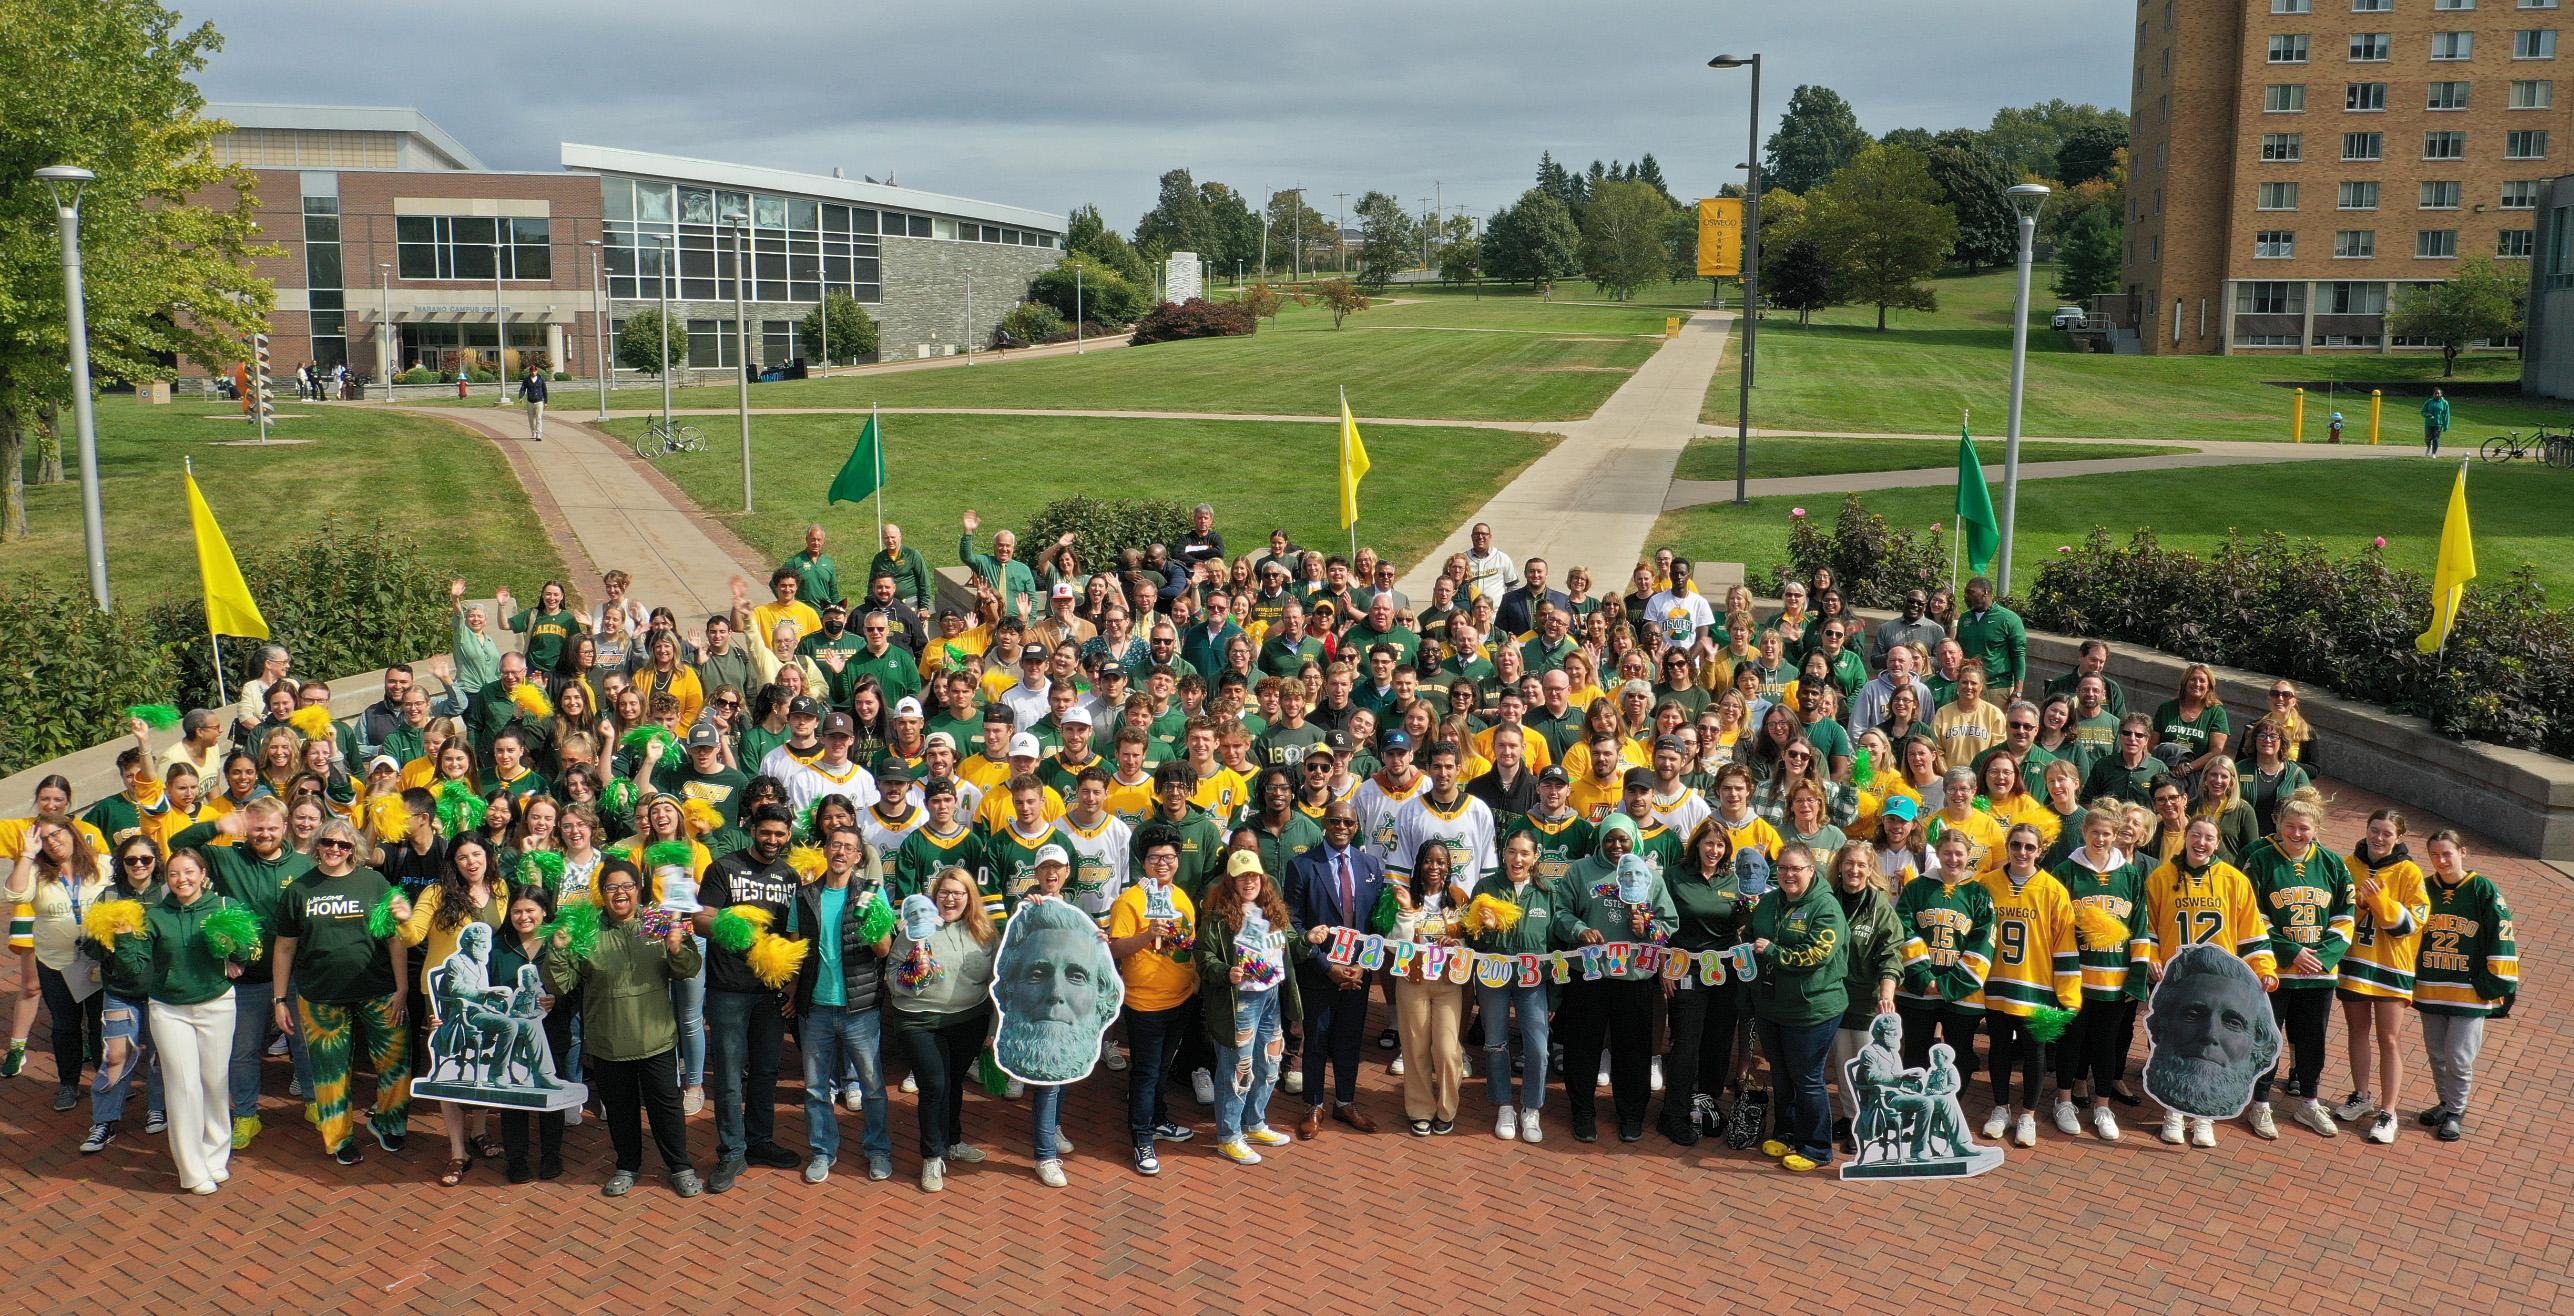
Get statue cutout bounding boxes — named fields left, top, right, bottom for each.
left=986, top=897, right=1126, bottom=1086
left=412, top=923, right=587, bottom=1113
left=2141, top=943, right=2283, bottom=1121
left=1840, top=1012, right=2004, bottom=1181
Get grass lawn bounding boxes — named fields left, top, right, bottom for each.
left=418, top=287, right=1673, bottom=423
left=2, top=402, right=566, bottom=608
left=1672, top=435, right=2195, bottom=482
left=1702, top=267, right=2571, bottom=441
left=1652, top=457, right=2574, bottom=600
left=618, top=412, right=1558, bottom=573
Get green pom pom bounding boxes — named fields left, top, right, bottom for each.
left=603, top=778, right=636, bottom=813
left=200, top=904, right=265, bottom=959
left=1369, top=883, right=1403, bottom=936
left=519, top=850, right=567, bottom=894
left=2027, top=1005, right=2078, bottom=1044
left=710, top=907, right=757, bottom=954
left=855, top=892, right=895, bottom=944
left=128, top=703, right=183, bottom=730
left=620, top=726, right=678, bottom=757
left=543, top=900, right=602, bottom=959
left=644, top=840, right=695, bottom=872
left=795, top=801, right=820, bottom=843
left=365, top=887, right=403, bottom=939
left=1852, top=747, right=1875, bottom=789
left=434, top=780, right=487, bottom=837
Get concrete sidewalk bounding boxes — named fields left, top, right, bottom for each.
left=607, top=405, right=1555, bottom=432
left=1397, top=311, right=1734, bottom=597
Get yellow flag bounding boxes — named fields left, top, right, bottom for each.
left=1338, top=392, right=1370, bottom=530
left=2414, top=460, right=2475, bottom=654
left=187, top=468, right=270, bottom=640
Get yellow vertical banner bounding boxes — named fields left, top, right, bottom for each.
left=1696, top=197, right=1744, bottom=277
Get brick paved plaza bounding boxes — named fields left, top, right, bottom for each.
left=5, top=779, right=2562, bottom=1315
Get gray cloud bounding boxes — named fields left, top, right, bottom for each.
left=186, top=1, right=2127, bottom=226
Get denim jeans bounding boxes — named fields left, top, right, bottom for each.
left=1122, top=1001, right=1190, bottom=1146
left=1476, top=981, right=1550, bottom=1111
left=799, top=1004, right=890, bottom=1163
left=1030, top=1082, right=1065, bottom=1162
left=93, top=990, right=163, bottom=1124
left=669, top=937, right=707, bottom=1088
left=705, top=988, right=787, bottom=1162
left=227, top=979, right=270, bottom=1119
left=1212, top=989, right=1285, bottom=1141
left=1759, top=1015, right=1839, bottom=1164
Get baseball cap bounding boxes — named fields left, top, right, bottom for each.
left=874, top=757, right=914, bottom=783
left=1381, top=729, right=1414, bottom=751
left=1226, top=850, right=1263, bottom=878
left=924, top=731, right=956, bottom=751
left=921, top=776, right=957, bottom=799
left=1061, top=706, right=1093, bottom=727
left=686, top=722, right=723, bottom=750
left=1008, top=732, right=1042, bottom=759
left=1035, top=843, right=1070, bottom=868
left=1020, top=644, right=1049, bottom=665
left=892, top=696, right=923, bottom=719
left=1098, top=662, right=1128, bottom=681
left=1323, top=728, right=1352, bottom=753
left=1621, top=766, right=1656, bottom=792
left=983, top=704, right=1015, bottom=725
left=1654, top=733, right=1690, bottom=756
left=1881, top=795, right=1919, bottom=822
left=1537, top=765, right=1571, bottom=786
left=820, top=712, right=856, bottom=737
left=788, top=696, right=822, bottom=719
left=1051, top=582, right=1076, bottom=600
left=365, top=753, right=399, bottom=773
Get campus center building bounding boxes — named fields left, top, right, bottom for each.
left=198, top=103, right=1062, bottom=385
left=2123, top=0, right=2568, bottom=355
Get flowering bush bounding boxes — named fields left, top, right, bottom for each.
left=1758, top=494, right=1953, bottom=608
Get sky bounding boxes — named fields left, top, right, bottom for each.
left=184, top=0, right=2130, bottom=229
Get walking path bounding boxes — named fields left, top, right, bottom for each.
left=605, top=405, right=1557, bottom=432
left=1663, top=435, right=2418, bottom=510
left=1396, top=311, right=1735, bottom=599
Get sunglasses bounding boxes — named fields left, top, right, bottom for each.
left=315, top=839, right=355, bottom=852
left=2270, top=690, right=2294, bottom=699
left=121, top=855, right=157, bottom=868
left=2120, top=729, right=2149, bottom=739
left=2007, top=841, right=2041, bottom=853
left=2008, top=722, right=2038, bottom=732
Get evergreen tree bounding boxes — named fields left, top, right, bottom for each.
left=1925, top=143, right=2019, bottom=273
left=1764, top=85, right=1871, bottom=194
left=2051, top=207, right=2121, bottom=303
left=1635, top=153, right=1673, bottom=203
left=1536, top=151, right=1581, bottom=210
left=1765, top=238, right=1837, bottom=325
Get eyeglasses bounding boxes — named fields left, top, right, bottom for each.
left=600, top=882, right=640, bottom=894
left=121, top=855, right=157, bottom=868
left=2008, top=722, right=2038, bottom=732
left=315, top=839, right=355, bottom=853
left=2006, top=840, right=2041, bottom=853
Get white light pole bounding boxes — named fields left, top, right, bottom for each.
left=817, top=277, right=830, bottom=378
left=378, top=262, right=394, bottom=402
left=490, top=238, right=510, bottom=405
left=1709, top=53, right=1762, bottom=507
left=1996, top=182, right=2051, bottom=596
left=36, top=164, right=109, bottom=610
left=726, top=210, right=753, bottom=514
left=649, top=233, right=674, bottom=434
left=587, top=238, right=608, bottom=420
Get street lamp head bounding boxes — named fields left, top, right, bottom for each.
left=35, top=164, right=96, bottom=209
left=585, top=238, right=603, bottom=248
left=722, top=210, right=747, bottom=228
left=2005, top=182, right=2052, bottom=220
left=1707, top=54, right=1758, bottom=68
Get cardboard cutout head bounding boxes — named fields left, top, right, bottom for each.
left=899, top=893, right=941, bottom=945
left=987, top=897, right=1125, bottom=1085
left=1615, top=853, right=1656, bottom=906
left=2142, top=943, right=2283, bottom=1120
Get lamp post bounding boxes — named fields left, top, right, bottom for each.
left=817, top=277, right=830, bottom=378
left=490, top=239, right=510, bottom=405
left=1074, top=264, right=1084, bottom=354
left=587, top=238, right=608, bottom=421
left=964, top=270, right=975, bottom=365
left=1996, top=182, right=2051, bottom=597
left=726, top=210, right=753, bottom=514
left=378, top=262, right=394, bottom=402
left=35, top=164, right=109, bottom=610
left=1708, top=53, right=1762, bottom=507
left=649, top=233, right=674, bottom=434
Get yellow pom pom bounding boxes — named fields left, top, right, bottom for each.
left=84, top=899, right=147, bottom=948
left=510, top=682, right=555, bottom=720
left=726, top=903, right=774, bottom=931
left=786, top=844, right=826, bottom=881
left=367, top=793, right=411, bottom=844
left=745, top=931, right=808, bottom=990
left=288, top=705, right=337, bottom=746
left=2074, top=902, right=2128, bottom=952
left=1466, top=893, right=1523, bottom=935
left=681, top=798, right=722, bottom=837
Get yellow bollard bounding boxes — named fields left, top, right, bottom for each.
left=2292, top=386, right=2305, bottom=443
left=2370, top=388, right=2382, bottom=445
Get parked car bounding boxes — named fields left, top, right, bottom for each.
left=2050, top=306, right=2087, bottom=331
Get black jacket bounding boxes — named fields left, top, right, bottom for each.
left=788, top=877, right=889, bottom=1014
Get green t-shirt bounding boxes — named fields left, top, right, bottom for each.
left=654, top=761, right=752, bottom=829
left=1257, top=635, right=1325, bottom=679
left=2151, top=700, right=2232, bottom=755
left=510, top=607, right=583, bottom=675
left=278, top=867, right=398, bottom=1004
left=2063, top=711, right=2121, bottom=778
left=1341, top=623, right=1421, bottom=670
left=1256, top=722, right=1328, bottom=769
left=925, top=711, right=988, bottom=761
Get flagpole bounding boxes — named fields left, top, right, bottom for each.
left=872, top=401, right=884, bottom=547
left=1951, top=410, right=1965, bottom=595
left=189, top=457, right=232, bottom=708
left=2435, top=455, right=2467, bottom=661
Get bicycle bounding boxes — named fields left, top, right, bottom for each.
left=630, top=416, right=705, bottom=460
left=2478, top=426, right=2559, bottom=464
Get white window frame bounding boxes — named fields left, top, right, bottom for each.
left=2498, top=229, right=2536, bottom=257
left=2432, top=32, right=2475, bottom=60
left=2267, top=83, right=2309, bottom=112
left=2260, top=181, right=2302, bottom=210
left=2335, top=230, right=2376, bottom=258
left=2500, top=180, right=2542, bottom=209
left=2264, top=133, right=2306, bottom=161
left=2510, top=79, right=2555, bottom=108
left=2350, top=32, right=2391, bottom=61
left=2270, top=34, right=2312, bottom=63
left=2340, top=180, right=2381, bottom=209
left=2347, top=82, right=2389, bottom=110
left=2516, top=30, right=2559, bottom=58
left=2427, top=81, right=2472, bottom=109
left=2423, top=131, right=2468, bottom=159
left=2343, top=131, right=2385, bottom=160
left=2506, top=129, right=2550, bottom=158
left=2417, top=229, right=2460, bottom=258
left=2420, top=180, right=2465, bottom=209
left=2255, top=230, right=2298, bottom=258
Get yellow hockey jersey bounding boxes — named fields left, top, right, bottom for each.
left=1970, top=868, right=2083, bottom=1017
left=2338, top=844, right=2430, bottom=1001
left=2142, top=857, right=2279, bottom=983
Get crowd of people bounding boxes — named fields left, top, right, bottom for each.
left=1, top=507, right=2523, bottom=1196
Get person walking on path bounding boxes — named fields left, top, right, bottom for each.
left=2421, top=389, right=2450, bottom=457
left=518, top=367, right=549, bottom=441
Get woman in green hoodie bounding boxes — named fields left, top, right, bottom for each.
left=541, top=859, right=704, bottom=1199
left=115, top=849, right=257, bottom=1196
left=1749, top=842, right=1848, bottom=1173
left=80, top=838, right=167, bottom=1154
left=1550, top=811, right=1677, bottom=1145
left=1823, top=841, right=1901, bottom=1156
left=1468, top=830, right=1565, bottom=1145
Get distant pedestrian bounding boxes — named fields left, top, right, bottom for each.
left=518, top=367, right=549, bottom=442
left=2422, top=389, right=2450, bottom=456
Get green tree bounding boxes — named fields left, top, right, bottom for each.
left=1579, top=181, right=1677, bottom=301
left=0, top=0, right=272, bottom=541
left=1481, top=189, right=1581, bottom=286
left=796, top=291, right=879, bottom=365
left=1066, top=203, right=1151, bottom=284
left=1197, top=180, right=1262, bottom=280
left=1804, top=144, right=1959, bottom=329
left=1635, top=153, right=1674, bottom=205
left=1133, top=169, right=1211, bottom=262
left=1879, top=127, right=1940, bottom=153
left=1765, top=238, right=1837, bottom=325
left=1028, top=254, right=1149, bottom=327
left=2055, top=123, right=2129, bottom=187
left=614, top=307, right=689, bottom=374
left=1983, top=99, right=2129, bottom=179
left=1925, top=142, right=2019, bottom=273
left=1311, top=277, right=1371, bottom=329
left=1535, top=151, right=1582, bottom=211
left=1764, top=85, right=1871, bottom=194
left=1261, top=191, right=1333, bottom=276
left=1436, top=235, right=1481, bottom=286
left=2387, top=256, right=2526, bottom=377
left=2051, top=207, right=2121, bottom=303
left=1352, top=191, right=1416, bottom=290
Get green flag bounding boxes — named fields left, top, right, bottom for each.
left=1953, top=422, right=1999, bottom=574
left=828, top=413, right=884, bottom=505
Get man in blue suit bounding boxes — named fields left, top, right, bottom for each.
left=1286, top=800, right=1384, bottom=1138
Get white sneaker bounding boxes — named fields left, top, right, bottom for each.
left=2158, top=1112, right=2187, bottom=1145
left=2091, top=1105, right=2121, bottom=1142
left=2246, top=1101, right=2279, bottom=1140
left=1191, top=1069, right=1216, bottom=1105
left=1518, top=1109, right=1544, bottom=1144
left=2189, top=1117, right=2217, bottom=1148
left=945, top=1142, right=986, bottom=1163
left=1036, top=1159, right=1068, bottom=1188
left=919, top=1157, right=945, bottom=1192
left=1981, top=1105, right=2011, bottom=1139
left=2292, top=1100, right=2339, bottom=1138
left=1004, top=1078, right=1026, bottom=1101
left=1596, top=1066, right=1611, bottom=1089
left=1649, top=1058, right=1664, bottom=1093
left=1389, top=1055, right=1407, bottom=1077
left=1281, top=1069, right=1302, bottom=1095
left=2052, top=1100, right=2082, bottom=1136
left=563, top=1103, right=583, bottom=1127
left=1103, top=1046, right=1128, bottom=1072
left=683, top=1087, right=706, bottom=1116
left=1460, top=1055, right=1473, bottom=1079
left=1494, top=1106, right=1518, bottom=1141
left=2011, top=1111, right=2037, bottom=1147
left=2331, top=1091, right=2376, bottom=1122
left=842, top=1084, right=866, bottom=1112
left=900, top=1074, right=917, bottom=1095
left=1056, top=1133, right=1074, bottom=1154
left=2366, top=1111, right=2398, bottom=1144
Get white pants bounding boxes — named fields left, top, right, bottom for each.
left=526, top=400, right=546, bottom=438
left=1828, top=1024, right=1868, bottom=1123
left=149, top=996, right=235, bottom=1192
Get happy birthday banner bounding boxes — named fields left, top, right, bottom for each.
left=1317, top=926, right=1759, bottom=988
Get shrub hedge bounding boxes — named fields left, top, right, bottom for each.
left=1756, top=494, right=1952, bottom=608
left=1128, top=298, right=1257, bottom=346
left=1022, top=496, right=1195, bottom=585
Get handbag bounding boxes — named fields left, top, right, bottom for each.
left=1722, top=1086, right=1770, bottom=1150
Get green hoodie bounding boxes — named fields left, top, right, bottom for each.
left=543, top=911, right=704, bottom=1061
left=169, top=821, right=314, bottom=974
left=1832, top=883, right=1903, bottom=1029
left=1549, top=816, right=1679, bottom=982
left=1463, top=872, right=1567, bottom=958
left=1749, top=879, right=1849, bottom=1027
left=115, top=889, right=250, bottom=1007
